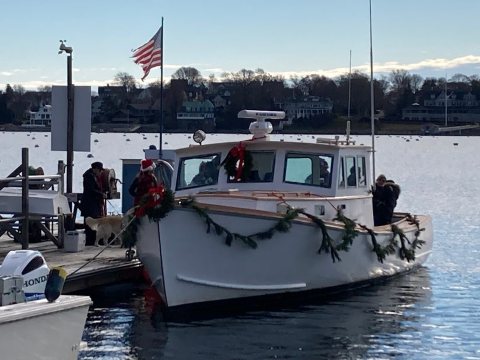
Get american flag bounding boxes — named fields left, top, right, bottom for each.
left=132, top=27, right=162, bottom=81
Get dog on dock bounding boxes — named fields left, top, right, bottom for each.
left=85, top=215, right=123, bottom=247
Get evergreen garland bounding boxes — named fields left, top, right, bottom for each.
left=121, top=193, right=426, bottom=265
left=180, top=198, right=301, bottom=248
left=181, top=199, right=426, bottom=264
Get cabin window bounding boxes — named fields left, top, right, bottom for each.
left=176, top=153, right=221, bottom=190
left=346, top=156, right=357, bottom=186
left=284, top=152, right=333, bottom=188
left=227, top=151, right=275, bottom=183
left=338, top=155, right=367, bottom=188
left=357, top=156, right=367, bottom=186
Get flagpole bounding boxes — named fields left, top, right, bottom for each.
left=159, top=17, right=164, bottom=157
left=369, top=0, right=376, bottom=183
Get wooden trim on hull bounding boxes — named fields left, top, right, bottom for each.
left=194, top=191, right=368, bottom=202
left=175, top=201, right=427, bottom=233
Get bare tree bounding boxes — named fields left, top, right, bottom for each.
left=410, top=74, right=423, bottom=94
left=389, top=69, right=411, bottom=93
left=113, top=72, right=137, bottom=93
left=37, top=85, right=52, bottom=93
left=171, top=67, right=203, bottom=85
left=12, top=84, right=25, bottom=95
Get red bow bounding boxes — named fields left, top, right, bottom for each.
left=228, top=142, right=245, bottom=181
left=135, top=185, right=166, bottom=217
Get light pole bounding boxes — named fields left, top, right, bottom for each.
left=58, top=40, right=74, bottom=197
left=59, top=40, right=74, bottom=230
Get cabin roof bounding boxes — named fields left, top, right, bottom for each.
left=175, top=137, right=371, bottom=156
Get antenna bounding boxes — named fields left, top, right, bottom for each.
left=369, top=0, right=376, bottom=184
left=237, top=110, right=285, bottom=140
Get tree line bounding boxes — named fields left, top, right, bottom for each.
left=2, top=68, right=480, bottom=129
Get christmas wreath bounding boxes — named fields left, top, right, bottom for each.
left=221, top=142, right=253, bottom=182
left=122, top=186, right=175, bottom=249
left=134, top=186, right=175, bottom=220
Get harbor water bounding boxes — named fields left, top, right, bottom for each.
left=0, top=132, right=478, bottom=359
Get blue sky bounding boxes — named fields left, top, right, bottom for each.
left=1, top=0, right=480, bottom=91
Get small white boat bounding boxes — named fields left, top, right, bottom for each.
left=0, top=295, right=91, bottom=359
left=0, top=250, right=91, bottom=359
left=0, top=187, right=70, bottom=216
left=132, top=110, right=433, bottom=311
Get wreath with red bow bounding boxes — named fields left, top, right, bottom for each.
left=135, top=185, right=175, bottom=220
left=122, top=186, right=175, bottom=249
left=221, top=142, right=253, bottom=182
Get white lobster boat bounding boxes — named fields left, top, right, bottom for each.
left=135, top=110, right=433, bottom=311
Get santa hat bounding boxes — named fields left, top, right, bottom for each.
left=140, top=159, right=155, bottom=172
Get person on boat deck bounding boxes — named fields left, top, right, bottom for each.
left=347, top=166, right=357, bottom=186
left=129, top=159, right=158, bottom=206
left=81, top=162, right=107, bottom=246
left=372, top=174, right=401, bottom=226
left=305, top=159, right=330, bottom=187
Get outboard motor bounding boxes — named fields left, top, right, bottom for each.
left=0, top=250, right=50, bottom=300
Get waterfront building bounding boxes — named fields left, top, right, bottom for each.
left=23, top=104, right=52, bottom=127
left=177, top=99, right=215, bottom=131
left=402, top=91, right=480, bottom=123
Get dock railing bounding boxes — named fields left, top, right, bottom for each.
left=0, top=148, right=67, bottom=250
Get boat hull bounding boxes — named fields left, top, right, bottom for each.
left=0, top=295, right=91, bottom=360
left=136, top=207, right=433, bottom=309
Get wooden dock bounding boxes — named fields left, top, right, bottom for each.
left=0, top=148, right=145, bottom=294
left=0, top=236, right=144, bottom=293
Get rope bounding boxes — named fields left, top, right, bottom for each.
left=67, top=215, right=137, bottom=278
left=106, top=199, right=122, bottom=214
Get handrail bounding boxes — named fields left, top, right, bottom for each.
left=0, top=174, right=62, bottom=182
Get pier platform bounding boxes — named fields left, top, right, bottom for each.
left=0, top=236, right=144, bottom=293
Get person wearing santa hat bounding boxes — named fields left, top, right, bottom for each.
left=128, top=159, right=158, bottom=206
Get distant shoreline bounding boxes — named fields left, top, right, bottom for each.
left=3, top=122, right=480, bottom=136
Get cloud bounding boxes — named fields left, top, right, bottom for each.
left=267, top=55, right=480, bottom=79
left=3, top=55, right=480, bottom=91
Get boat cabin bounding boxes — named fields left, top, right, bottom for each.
left=167, top=111, right=375, bottom=227
left=173, top=138, right=371, bottom=198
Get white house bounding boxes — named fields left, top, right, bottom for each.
left=24, top=105, right=52, bottom=127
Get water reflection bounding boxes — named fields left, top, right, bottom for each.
left=128, top=268, right=432, bottom=359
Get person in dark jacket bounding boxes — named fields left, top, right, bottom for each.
left=372, top=174, right=401, bottom=226
left=82, top=162, right=106, bottom=245
left=129, top=159, right=158, bottom=206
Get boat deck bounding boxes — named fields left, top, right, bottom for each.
left=0, top=235, right=144, bottom=294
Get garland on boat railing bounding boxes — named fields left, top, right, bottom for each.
left=179, top=198, right=425, bottom=264
left=120, top=193, right=425, bottom=264
left=179, top=197, right=301, bottom=248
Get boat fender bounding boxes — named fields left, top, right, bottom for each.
left=44, top=267, right=67, bottom=302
